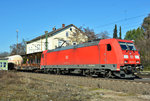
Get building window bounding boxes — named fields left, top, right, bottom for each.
left=66, top=40, right=70, bottom=45
left=58, top=40, right=63, bottom=47
left=0, top=62, right=2, bottom=67
left=73, top=32, right=76, bottom=36
left=3, top=62, right=6, bottom=67
left=70, top=28, right=72, bottom=31
left=37, top=44, right=40, bottom=50
left=107, top=44, right=111, bottom=51
left=66, top=32, right=69, bottom=37
left=73, top=42, right=77, bottom=45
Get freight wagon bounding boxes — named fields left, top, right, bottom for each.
left=40, top=38, right=143, bottom=78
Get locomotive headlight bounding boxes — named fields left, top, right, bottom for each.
left=135, top=55, right=139, bottom=59
left=124, top=55, right=128, bottom=59
left=124, top=60, right=128, bottom=63
left=136, top=61, right=139, bottom=63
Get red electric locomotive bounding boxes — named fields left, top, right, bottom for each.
left=40, top=38, right=143, bottom=78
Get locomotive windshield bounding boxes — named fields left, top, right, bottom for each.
left=119, top=42, right=136, bottom=51
left=119, top=42, right=128, bottom=50
left=127, top=43, right=136, bottom=50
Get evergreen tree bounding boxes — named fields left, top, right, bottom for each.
left=142, top=14, right=150, bottom=39
left=125, top=14, right=150, bottom=69
left=124, top=27, right=144, bottom=40
left=119, top=26, right=122, bottom=39
left=113, top=24, right=117, bottom=38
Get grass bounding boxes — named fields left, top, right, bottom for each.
left=0, top=71, right=92, bottom=101
left=0, top=71, right=148, bottom=101
left=88, top=88, right=104, bottom=91
left=143, top=65, right=150, bottom=71
left=117, top=93, right=136, bottom=97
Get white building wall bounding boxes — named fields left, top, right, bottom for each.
left=26, top=26, right=77, bottom=54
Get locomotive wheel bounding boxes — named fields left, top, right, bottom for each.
left=61, top=70, right=67, bottom=75
left=84, top=69, right=91, bottom=77
left=56, top=69, right=61, bottom=75
left=105, top=70, right=112, bottom=78
left=84, top=69, right=96, bottom=77
left=53, top=69, right=57, bottom=74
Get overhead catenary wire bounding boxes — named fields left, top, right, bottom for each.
left=94, top=22, right=143, bottom=35
left=89, top=13, right=149, bottom=37
left=94, top=13, right=148, bottom=29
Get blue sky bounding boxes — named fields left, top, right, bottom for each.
left=0, top=0, right=150, bottom=52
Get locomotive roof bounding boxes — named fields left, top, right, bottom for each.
left=116, top=39, right=133, bottom=43
left=47, top=40, right=100, bottom=53
left=46, top=38, right=134, bottom=53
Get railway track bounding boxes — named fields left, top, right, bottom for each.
left=18, top=69, right=150, bottom=84
left=18, top=71, right=150, bottom=95
left=48, top=73, right=150, bottom=84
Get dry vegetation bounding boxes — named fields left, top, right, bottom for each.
left=0, top=71, right=150, bottom=101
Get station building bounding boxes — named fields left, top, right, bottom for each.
left=25, top=24, right=87, bottom=66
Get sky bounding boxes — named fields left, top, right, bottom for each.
left=0, top=0, right=150, bottom=53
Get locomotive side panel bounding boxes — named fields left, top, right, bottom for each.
left=41, top=39, right=124, bottom=71
left=46, top=49, right=74, bottom=65
left=74, top=45, right=100, bottom=65
left=45, top=45, right=100, bottom=65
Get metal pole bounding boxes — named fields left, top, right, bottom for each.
left=16, top=29, right=18, bottom=55
left=45, top=31, right=48, bottom=50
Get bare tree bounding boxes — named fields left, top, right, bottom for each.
left=0, top=52, right=9, bottom=58
left=136, top=38, right=150, bottom=67
left=55, top=28, right=88, bottom=47
left=10, top=39, right=26, bottom=55
left=81, top=27, right=97, bottom=41
left=68, top=29, right=88, bottom=45
left=97, top=31, right=110, bottom=39
left=54, top=37, right=70, bottom=48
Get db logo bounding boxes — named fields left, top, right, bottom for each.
left=65, top=56, right=69, bottom=59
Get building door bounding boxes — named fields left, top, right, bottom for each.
left=100, top=44, right=107, bottom=64
left=44, top=54, right=47, bottom=66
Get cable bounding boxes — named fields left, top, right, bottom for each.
left=94, top=14, right=147, bottom=28
left=95, top=22, right=142, bottom=33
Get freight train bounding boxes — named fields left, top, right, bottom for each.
left=40, top=38, right=143, bottom=78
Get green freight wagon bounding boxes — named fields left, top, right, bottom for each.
left=0, top=58, right=8, bottom=70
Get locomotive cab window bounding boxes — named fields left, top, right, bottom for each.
left=119, top=42, right=136, bottom=51
left=119, top=42, right=128, bottom=50
left=127, top=43, right=136, bottom=51
left=107, top=44, right=111, bottom=51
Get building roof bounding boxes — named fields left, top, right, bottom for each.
left=0, top=58, right=8, bottom=60
left=26, top=24, right=84, bottom=44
